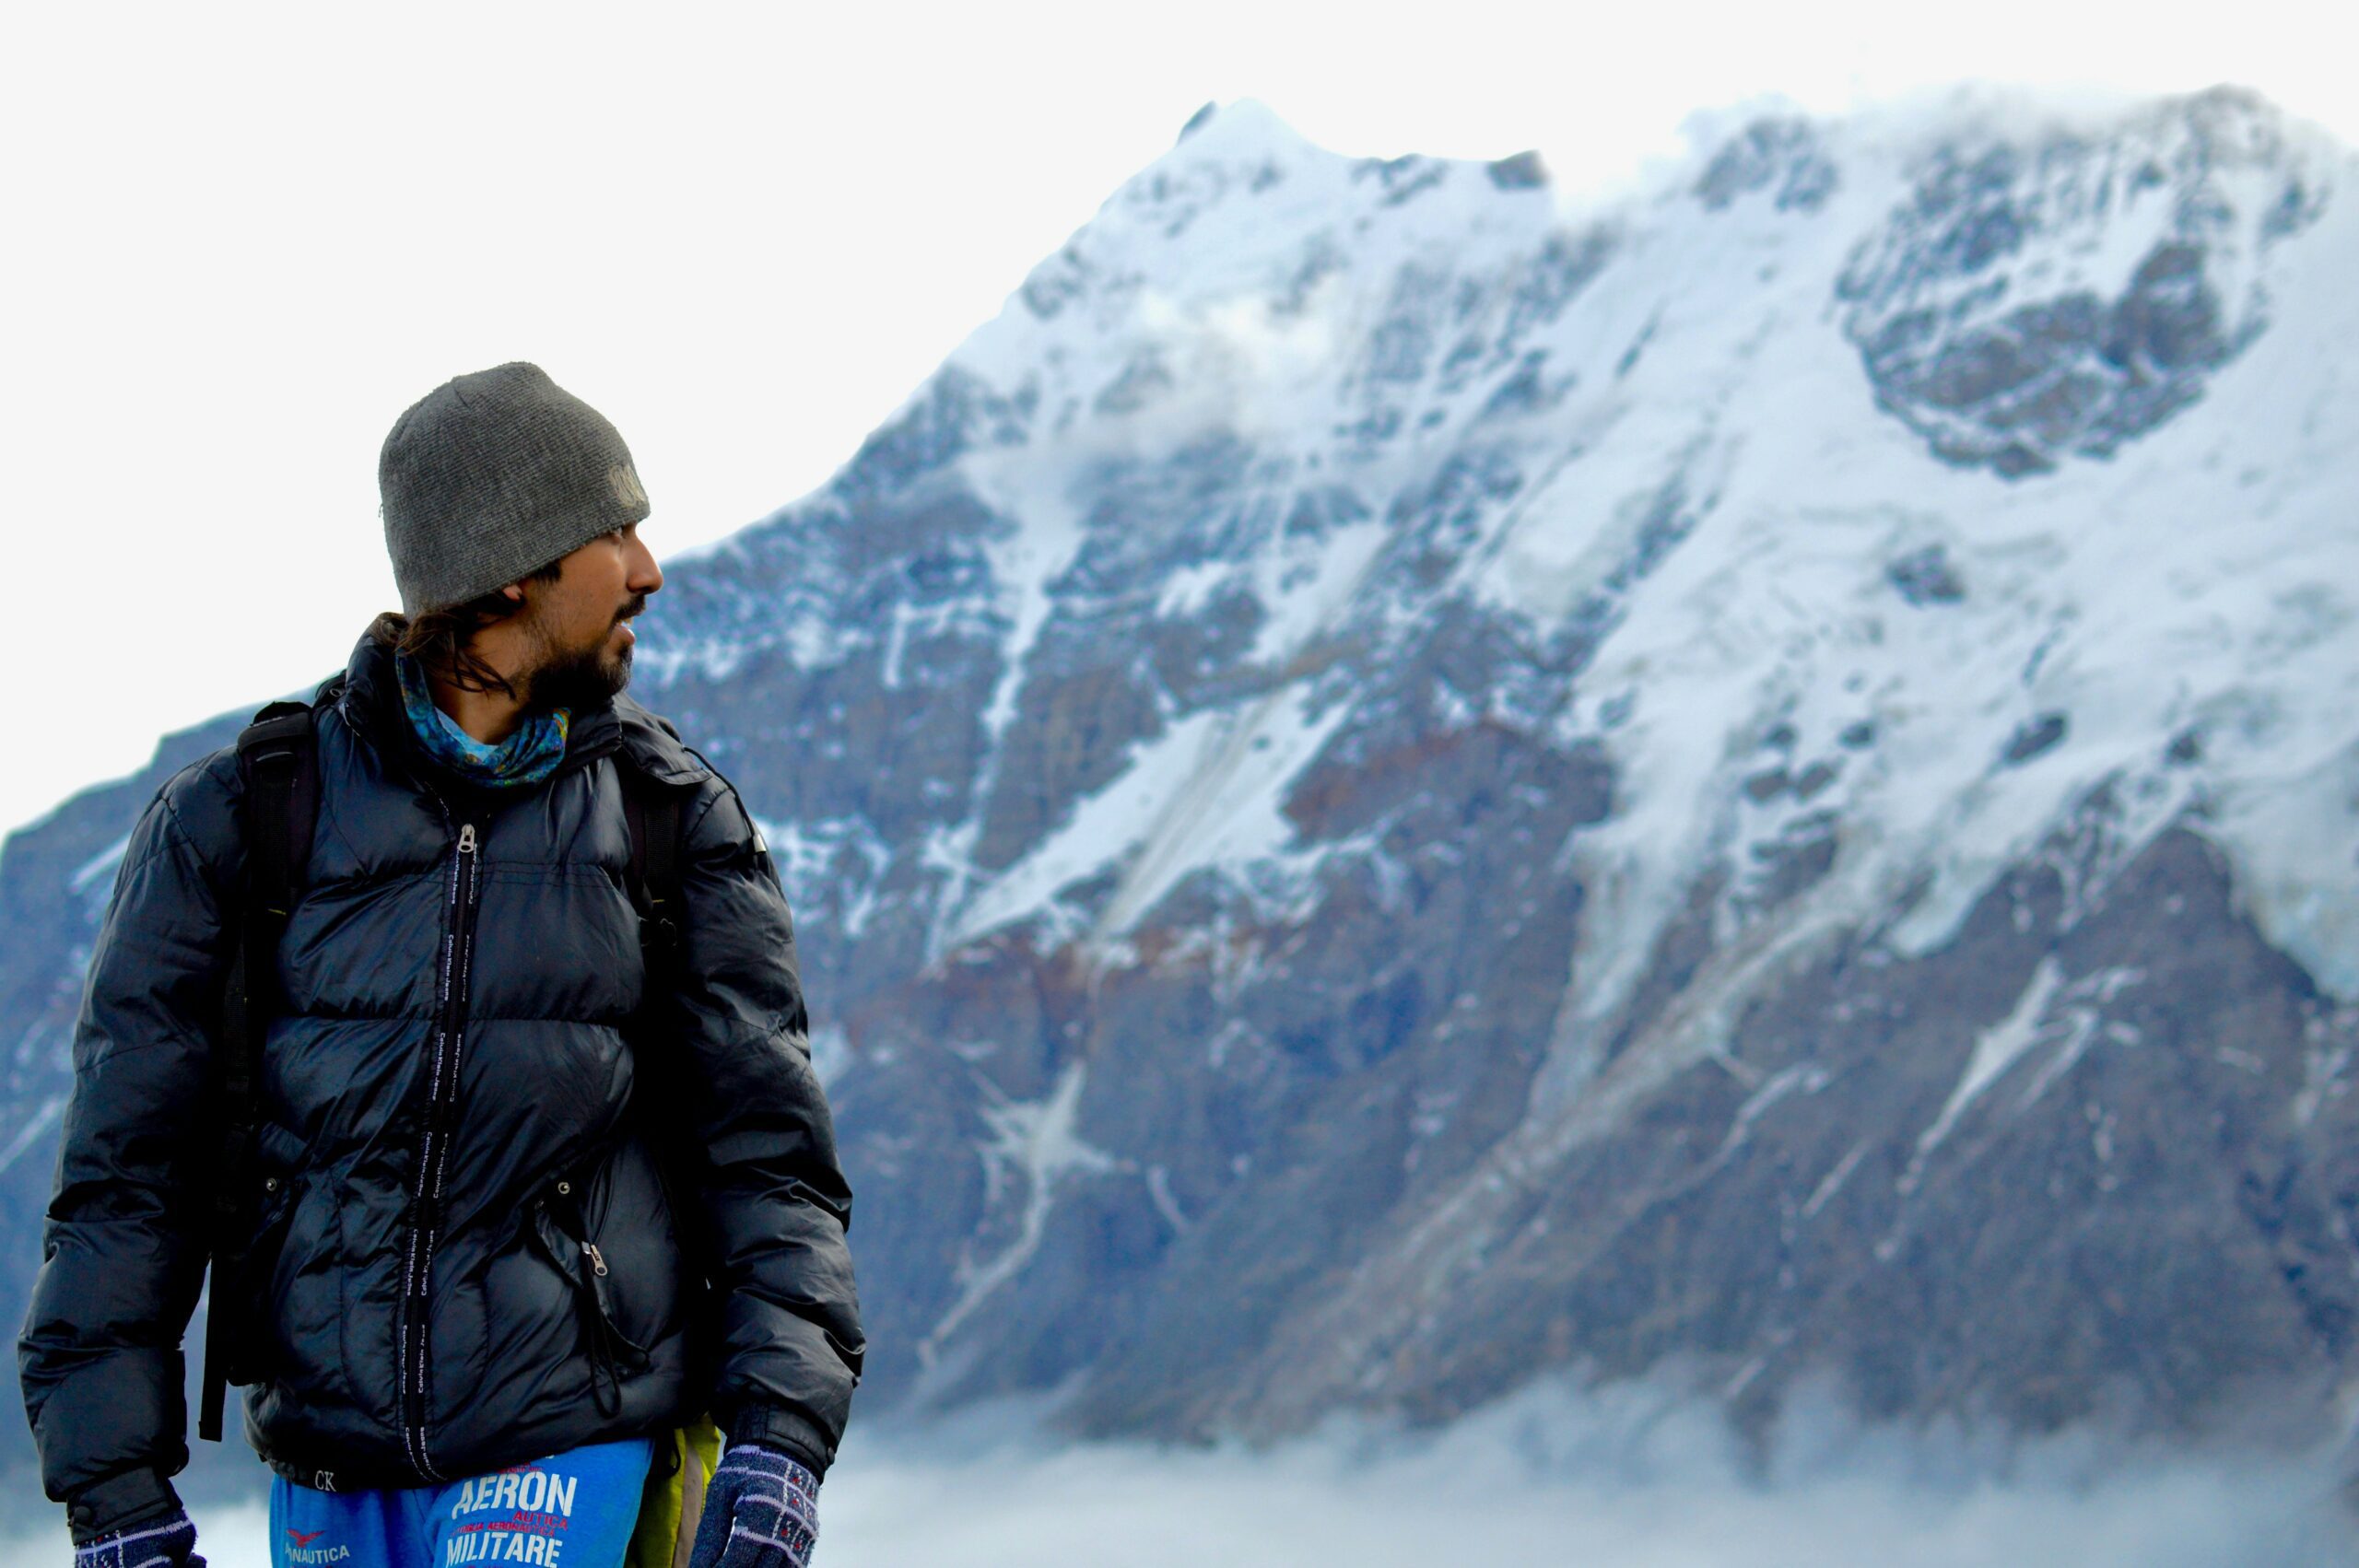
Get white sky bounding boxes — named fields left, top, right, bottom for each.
left=2, top=0, right=2349, bottom=837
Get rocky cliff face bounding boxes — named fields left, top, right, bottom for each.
left=4, top=86, right=2355, bottom=1487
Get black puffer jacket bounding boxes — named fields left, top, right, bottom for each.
left=18, top=629, right=863, bottom=1531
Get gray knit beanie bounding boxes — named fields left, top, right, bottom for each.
left=380, top=362, right=651, bottom=616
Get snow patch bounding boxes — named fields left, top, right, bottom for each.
left=1095, top=682, right=1356, bottom=936
left=69, top=832, right=129, bottom=895
left=1145, top=1164, right=1190, bottom=1234
left=1908, top=961, right=2147, bottom=1179
left=0, top=1093, right=65, bottom=1176
left=921, top=1064, right=1121, bottom=1363
left=949, top=709, right=1229, bottom=949
left=1916, top=958, right=2067, bottom=1159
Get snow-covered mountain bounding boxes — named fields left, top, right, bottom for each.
left=4, top=85, right=2355, bottom=1493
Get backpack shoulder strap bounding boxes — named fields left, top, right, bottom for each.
left=199, top=695, right=321, bottom=1443
left=237, top=699, right=323, bottom=919
left=618, top=753, right=687, bottom=975
left=618, top=741, right=780, bottom=957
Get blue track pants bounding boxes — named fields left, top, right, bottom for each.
left=268, top=1437, right=654, bottom=1568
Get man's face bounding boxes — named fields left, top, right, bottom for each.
left=511, top=521, right=664, bottom=712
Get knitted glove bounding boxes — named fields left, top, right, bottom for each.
left=687, top=1443, right=820, bottom=1568
left=72, top=1511, right=205, bottom=1568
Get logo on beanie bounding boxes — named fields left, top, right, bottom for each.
left=609, top=463, right=648, bottom=511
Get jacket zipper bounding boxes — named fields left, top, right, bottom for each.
left=399, top=818, right=481, bottom=1481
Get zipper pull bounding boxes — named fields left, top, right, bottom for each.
left=583, top=1242, right=609, bottom=1277
left=458, top=822, right=478, bottom=855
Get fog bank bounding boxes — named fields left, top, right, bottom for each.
left=27, top=1377, right=2328, bottom=1566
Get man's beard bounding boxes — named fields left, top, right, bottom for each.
left=516, top=601, right=641, bottom=711
left=519, top=625, right=634, bottom=714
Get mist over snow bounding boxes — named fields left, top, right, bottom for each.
left=837, top=1393, right=2353, bottom=1568
left=139, top=1380, right=2358, bottom=1568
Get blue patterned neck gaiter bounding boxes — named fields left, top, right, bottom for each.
left=396, top=651, right=571, bottom=790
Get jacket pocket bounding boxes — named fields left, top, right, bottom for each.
left=224, top=1172, right=301, bottom=1387
left=522, top=1178, right=653, bottom=1414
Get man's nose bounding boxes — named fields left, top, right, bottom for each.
left=628, top=532, right=663, bottom=595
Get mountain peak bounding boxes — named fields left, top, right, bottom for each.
left=1156, top=95, right=1319, bottom=165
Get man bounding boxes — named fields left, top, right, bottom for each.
left=19, top=363, right=863, bottom=1568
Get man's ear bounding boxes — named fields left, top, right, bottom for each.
left=500, top=583, right=526, bottom=605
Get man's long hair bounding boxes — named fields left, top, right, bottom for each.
left=368, top=558, right=565, bottom=698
